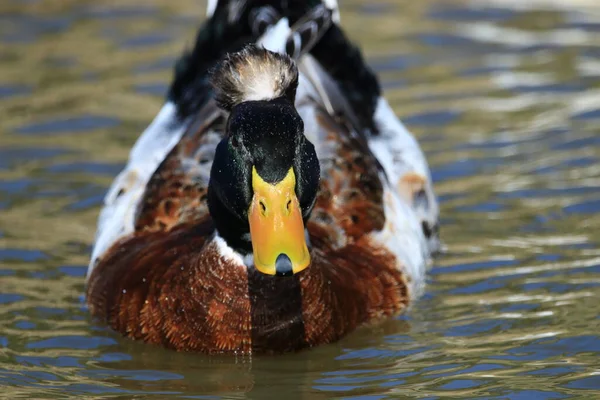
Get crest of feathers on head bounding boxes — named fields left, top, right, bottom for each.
left=210, top=45, right=299, bottom=111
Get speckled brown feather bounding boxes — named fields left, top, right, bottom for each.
left=135, top=108, right=223, bottom=232
left=310, top=112, right=385, bottom=241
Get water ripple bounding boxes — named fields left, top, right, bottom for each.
left=1, top=0, right=600, bottom=398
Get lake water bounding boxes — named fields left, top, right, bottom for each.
left=1, top=0, right=600, bottom=398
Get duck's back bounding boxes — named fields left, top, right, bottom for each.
left=86, top=0, right=439, bottom=354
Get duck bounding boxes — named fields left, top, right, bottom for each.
left=85, top=0, right=439, bottom=354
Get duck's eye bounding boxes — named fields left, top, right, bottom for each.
left=231, top=136, right=239, bottom=148
left=259, top=200, right=267, bottom=215
left=286, top=199, right=292, bottom=212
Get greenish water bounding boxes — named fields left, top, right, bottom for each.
left=2, top=0, right=600, bottom=398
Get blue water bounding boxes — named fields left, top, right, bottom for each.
left=1, top=0, right=600, bottom=398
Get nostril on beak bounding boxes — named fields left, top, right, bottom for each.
left=275, top=254, right=293, bottom=277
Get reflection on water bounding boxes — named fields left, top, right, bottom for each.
left=1, top=0, right=600, bottom=398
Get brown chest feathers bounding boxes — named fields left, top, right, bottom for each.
left=86, top=219, right=409, bottom=355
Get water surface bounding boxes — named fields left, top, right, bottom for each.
left=2, top=0, right=600, bottom=398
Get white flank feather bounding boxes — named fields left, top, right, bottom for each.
left=206, top=0, right=218, bottom=17
left=87, top=102, right=186, bottom=279
left=366, top=97, right=439, bottom=296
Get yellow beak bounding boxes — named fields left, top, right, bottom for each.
left=248, top=166, right=311, bottom=276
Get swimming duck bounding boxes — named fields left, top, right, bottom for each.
left=86, top=0, right=439, bottom=354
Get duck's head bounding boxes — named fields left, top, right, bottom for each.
left=208, top=45, right=319, bottom=277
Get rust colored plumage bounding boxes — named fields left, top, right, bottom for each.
left=87, top=224, right=408, bottom=354
left=87, top=219, right=253, bottom=353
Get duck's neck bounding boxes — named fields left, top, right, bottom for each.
left=207, top=185, right=252, bottom=255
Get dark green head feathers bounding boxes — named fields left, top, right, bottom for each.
left=207, top=45, right=320, bottom=254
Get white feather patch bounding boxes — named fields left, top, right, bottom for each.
left=367, top=97, right=439, bottom=296
left=371, top=97, right=439, bottom=251
left=206, top=0, right=218, bottom=17
left=258, top=17, right=291, bottom=55
left=369, top=178, right=429, bottom=298
left=212, top=232, right=251, bottom=267
left=323, top=0, right=341, bottom=23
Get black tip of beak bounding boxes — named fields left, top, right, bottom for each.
left=275, top=254, right=293, bottom=277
